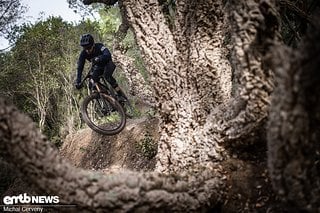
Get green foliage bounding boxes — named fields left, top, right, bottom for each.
left=9, top=17, right=75, bottom=117
left=0, top=0, right=27, bottom=38
left=0, top=16, right=102, bottom=142
left=0, top=3, right=149, bottom=144
left=67, top=0, right=101, bottom=18
left=136, top=132, right=158, bottom=159
left=98, top=6, right=121, bottom=45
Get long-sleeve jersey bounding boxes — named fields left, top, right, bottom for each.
left=76, top=43, right=115, bottom=84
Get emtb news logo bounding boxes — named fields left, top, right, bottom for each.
left=3, top=193, right=59, bottom=205
left=2, top=193, right=60, bottom=212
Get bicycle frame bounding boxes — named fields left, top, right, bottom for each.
left=80, top=69, right=117, bottom=98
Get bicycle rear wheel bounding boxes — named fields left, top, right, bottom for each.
left=81, top=93, right=126, bottom=135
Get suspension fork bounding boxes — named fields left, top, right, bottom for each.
left=89, top=79, right=103, bottom=108
left=90, top=79, right=112, bottom=113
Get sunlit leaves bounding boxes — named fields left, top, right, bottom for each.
left=98, top=6, right=121, bottom=44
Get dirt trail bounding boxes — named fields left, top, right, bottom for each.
left=60, top=116, right=159, bottom=173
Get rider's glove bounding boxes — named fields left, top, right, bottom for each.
left=75, top=82, right=82, bottom=90
left=92, top=57, right=100, bottom=64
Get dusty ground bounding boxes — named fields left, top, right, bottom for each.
left=222, top=142, right=287, bottom=212
left=60, top=116, right=159, bottom=172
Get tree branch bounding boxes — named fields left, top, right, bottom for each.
left=0, top=98, right=225, bottom=212
left=82, top=0, right=118, bottom=6
left=204, top=0, right=279, bottom=144
left=278, top=0, right=314, bottom=23
left=121, top=0, right=178, bottom=112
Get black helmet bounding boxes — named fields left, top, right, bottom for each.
left=80, top=34, right=94, bottom=47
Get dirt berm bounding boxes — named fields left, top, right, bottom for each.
left=60, top=116, right=159, bottom=173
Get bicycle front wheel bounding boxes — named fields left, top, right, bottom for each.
left=81, top=93, right=126, bottom=135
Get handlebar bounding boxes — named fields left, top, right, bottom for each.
left=79, top=63, right=99, bottom=87
left=78, top=64, right=107, bottom=93
left=79, top=72, right=91, bottom=87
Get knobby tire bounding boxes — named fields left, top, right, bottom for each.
left=81, top=93, right=126, bottom=135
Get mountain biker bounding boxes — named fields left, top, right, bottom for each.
left=74, top=33, right=126, bottom=99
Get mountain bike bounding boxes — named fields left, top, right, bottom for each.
left=79, top=66, right=134, bottom=135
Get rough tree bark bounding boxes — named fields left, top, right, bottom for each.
left=3, top=0, right=319, bottom=212
left=122, top=0, right=277, bottom=174
left=267, top=16, right=320, bottom=211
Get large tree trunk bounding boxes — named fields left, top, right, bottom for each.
left=124, top=0, right=232, bottom=173
left=123, top=0, right=277, bottom=173
left=267, top=16, right=320, bottom=211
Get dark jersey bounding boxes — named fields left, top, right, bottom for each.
left=76, top=43, right=115, bottom=83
